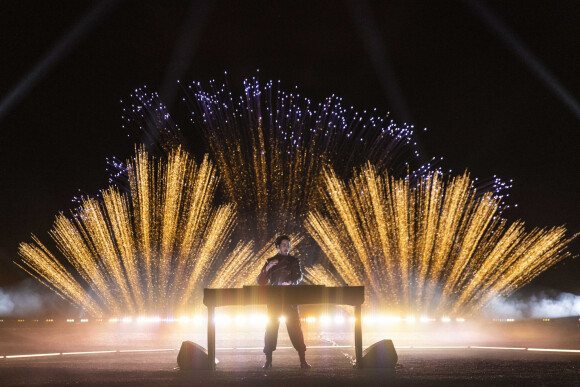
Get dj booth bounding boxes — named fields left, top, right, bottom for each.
left=203, top=285, right=365, bottom=370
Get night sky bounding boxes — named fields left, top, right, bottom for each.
left=1, top=1, right=578, bottom=295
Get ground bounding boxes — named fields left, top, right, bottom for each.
left=1, top=314, right=579, bottom=386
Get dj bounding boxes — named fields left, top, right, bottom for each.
left=257, top=235, right=311, bottom=369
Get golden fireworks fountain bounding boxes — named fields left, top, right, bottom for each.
left=305, top=163, right=574, bottom=316
left=17, top=147, right=238, bottom=316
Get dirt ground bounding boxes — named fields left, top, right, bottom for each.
left=0, top=318, right=579, bottom=386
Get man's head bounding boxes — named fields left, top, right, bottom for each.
left=275, top=235, right=291, bottom=255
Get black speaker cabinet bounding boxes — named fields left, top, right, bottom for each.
left=177, top=341, right=214, bottom=370
left=361, top=339, right=398, bottom=368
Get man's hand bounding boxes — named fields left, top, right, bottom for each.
left=266, top=259, right=278, bottom=270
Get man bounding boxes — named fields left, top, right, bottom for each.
left=257, top=235, right=311, bottom=369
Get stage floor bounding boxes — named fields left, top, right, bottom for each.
left=0, top=318, right=579, bottom=385
left=1, top=347, right=579, bottom=386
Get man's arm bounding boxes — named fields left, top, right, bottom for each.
left=257, top=259, right=279, bottom=285
left=289, top=257, right=303, bottom=285
left=257, top=261, right=269, bottom=285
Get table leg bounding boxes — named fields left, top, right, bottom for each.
left=207, top=305, right=216, bottom=370
left=354, top=304, right=363, bottom=368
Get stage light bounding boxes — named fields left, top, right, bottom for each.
left=441, top=317, right=451, bottom=323
left=304, top=316, right=316, bottom=323
left=179, top=316, right=190, bottom=323
left=109, top=318, right=118, bottom=322
left=67, top=319, right=74, bottom=323
left=319, top=315, right=331, bottom=325
left=405, top=316, right=416, bottom=324
left=334, top=315, right=345, bottom=324
left=349, top=316, right=356, bottom=323
left=279, top=316, right=287, bottom=323
left=122, top=317, right=132, bottom=323
left=456, top=318, right=465, bottom=322
left=542, top=318, right=551, bottom=322
left=80, top=319, right=88, bottom=323
left=234, top=315, right=246, bottom=325
left=215, top=314, right=232, bottom=325
left=193, top=315, right=204, bottom=324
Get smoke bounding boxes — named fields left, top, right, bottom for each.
left=0, top=279, right=62, bottom=317
left=486, top=290, right=580, bottom=319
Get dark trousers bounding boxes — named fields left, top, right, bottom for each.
left=264, top=303, right=306, bottom=353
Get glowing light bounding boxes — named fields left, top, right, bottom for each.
left=66, top=319, right=74, bottom=323
left=456, top=318, right=465, bottom=322
left=319, top=315, right=331, bottom=325
left=278, top=316, right=287, bottom=324
left=6, top=353, right=61, bottom=359
left=334, top=315, right=345, bottom=324
left=62, top=350, right=117, bottom=355
left=109, top=318, right=118, bottom=323
left=363, top=315, right=375, bottom=324
left=234, top=315, right=246, bottom=325
left=528, top=348, right=580, bottom=353
left=471, top=346, right=526, bottom=351
left=215, top=314, right=232, bottom=325
left=441, top=317, right=451, bottom=323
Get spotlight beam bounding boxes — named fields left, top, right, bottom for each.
left=0, top=0, right=121, bottom=122
left=159, top=0, right=214, bottom=109
left=464, top=0, right=580, bottom=121
left=345, top=0, right=413, bottom=125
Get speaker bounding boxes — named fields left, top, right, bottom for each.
left=361, top=339, right=397, bottom=368
left=177, top=341, right=216, bottom=370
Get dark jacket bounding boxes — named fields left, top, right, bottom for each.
left=257, top=254, right=303, bottom=286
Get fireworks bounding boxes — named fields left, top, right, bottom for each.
left=305, top=164, right=573, bottom=315
left=18, top=147, right=237, bottom=316
left=181, top=75, right=423, bottom=243
left=16, top=76, right=576, bottom=317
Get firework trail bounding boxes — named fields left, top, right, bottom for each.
left=122, top=75, right=426, bottom=245
left=305, top=163, right=574, bottom=315
left=186, top=76, right=425, bottom=243
left=18, top=147, right=236, bottom=316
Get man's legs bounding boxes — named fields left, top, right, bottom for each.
left=263, top=305, right=281, bottom=368
left=285, top=304, right=311, bottom=368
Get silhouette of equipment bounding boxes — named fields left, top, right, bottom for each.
left=177, top=341, right=219, bottom=370
left=361, top=339, right=398, bottom=368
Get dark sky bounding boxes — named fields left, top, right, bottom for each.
left=0, top=1, right=578, bottom=294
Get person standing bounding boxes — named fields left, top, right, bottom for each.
left=257, top=235, right=311, bottom=369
